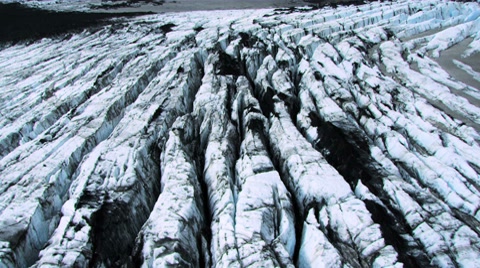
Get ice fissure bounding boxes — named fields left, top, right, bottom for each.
left=1, top=1, right=480, bottom=267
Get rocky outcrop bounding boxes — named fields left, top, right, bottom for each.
left=1, top=1, right=480, bottom=267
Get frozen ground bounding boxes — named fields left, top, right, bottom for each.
left=1, top=0, right=480, bottom=267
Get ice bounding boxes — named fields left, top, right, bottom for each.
left=135, top=115, right=206, bottom=267
left=420, top=19, right=480, bottom=57
left=1, top=0, right=480, bottom=266
left=453, top=59, right=480, bottom=83
left=298, top=220, right=343, bottom=268
left=463, top=34, right=480, bottom=57
left=268, top=99, right=400, bottom=267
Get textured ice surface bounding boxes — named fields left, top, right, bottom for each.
left=1, top=0, right=480, bottom=267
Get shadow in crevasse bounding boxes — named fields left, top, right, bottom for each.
left=0, top=2, right=150, bottom=45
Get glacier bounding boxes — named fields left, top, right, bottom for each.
left=1, top=0, right=480, bottom=267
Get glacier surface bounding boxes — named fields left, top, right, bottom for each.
left=1, top=0, right=480, bottom=267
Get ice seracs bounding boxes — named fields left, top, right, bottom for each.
left=1, top=0, right=480, bottom=267
left=134, top=114, right=207, bottom=267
